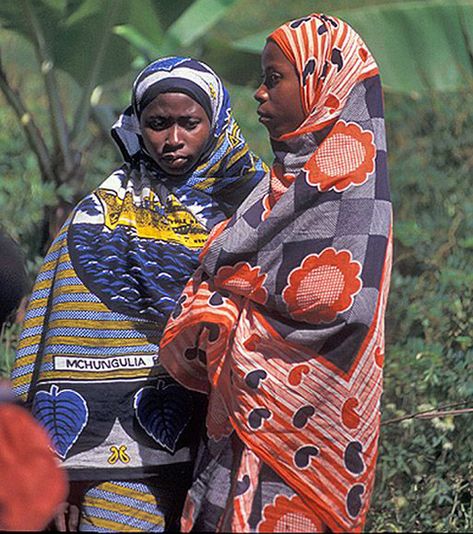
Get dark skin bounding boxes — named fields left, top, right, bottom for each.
left=54, top=92, right=212, bottom=533
left=254, top=40, right=306, bottom=139
left=140, top=92, right=211, bottom=175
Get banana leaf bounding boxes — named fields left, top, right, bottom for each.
left=117, top=0, right=239, bottom=57
left=232, top=0, right=473, bottom=93
left=0, top=0, right=159, bottom=86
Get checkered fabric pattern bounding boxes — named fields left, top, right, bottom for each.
left=160, top=14, right=392, bottom=533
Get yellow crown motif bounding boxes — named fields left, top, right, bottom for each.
left=96, top=189, right=208, bottom=248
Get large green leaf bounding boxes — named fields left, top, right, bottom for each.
left=52, top=17, right=132, bottom=86
left=0, top=1, right=61, bottom=43
left=337, top=1, right=473, bottom=93
left=113, top=24, right=162, bottom=62
left=0, top=1, right=127, bottom=86
left=64, top=0, right=103, bottom=25
left=201, top=36, right=261, bottom=86
left=232, top=0, right=473, bottom=93
left=0, top=0, right=164, bottom=87
left=232, top=29, right=267, bottom=55
left=43, top=0, right=67, bottom=12
left=120, top=0, right=164, bottom=48
left=163, top=0, right=238, bottom=50
left=152, top=0, right=194, bottom=31
left=116, top=0, right=240, bottom=66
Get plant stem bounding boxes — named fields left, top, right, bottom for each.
left=23, top=0, right=73, bottom=179
left=381, top=401, right=470, bottom=426
left=0, top=51, right=55, bottom=183
left=71, top=0, right=120, bottom=145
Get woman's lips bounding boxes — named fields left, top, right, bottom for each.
left=257, top=111, right=272, bottom=124
left=161, top=155, right=188, bottom=167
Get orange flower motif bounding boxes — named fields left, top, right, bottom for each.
left=258, top=494, right=325, bottom=533
left=304, top=120, right=376, bottom=192
left=214, top=262, right=268, bottom=304
left=282, top=248, right=362, bottom=323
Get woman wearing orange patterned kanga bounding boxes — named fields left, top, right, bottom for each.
left=160, top=13, right=392, bottom=532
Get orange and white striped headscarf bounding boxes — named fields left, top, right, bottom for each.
left=269, top=13, right=378, bottom=136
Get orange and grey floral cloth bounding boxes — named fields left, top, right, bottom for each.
left=160, top=14, right=392, bottom=532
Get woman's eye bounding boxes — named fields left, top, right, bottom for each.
left=263, top=72, right=282, bottom=88
left=185, top=120, right=200, bottom=130
left=147, top=119, right=167, bottom=130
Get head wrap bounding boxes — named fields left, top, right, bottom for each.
left=11, top=57, right=267, bottom=476
left=160, top=16, right=392, bottom=532
left=132, top=57, right=217, bottom=121
left=269, top=13, right=379, bottom=137
left=113, top=57, right=231, bottom=169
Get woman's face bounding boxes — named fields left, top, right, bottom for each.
left=140, top=92, right=211, bottom=175
left=254, top=40, right=306, bottom=139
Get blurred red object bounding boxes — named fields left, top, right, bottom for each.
left=0, top=401, right=68, bottom=531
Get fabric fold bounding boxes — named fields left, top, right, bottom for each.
left=160, top=16, right=392, bottom=532
left=11, top=56, right=267, bottom=480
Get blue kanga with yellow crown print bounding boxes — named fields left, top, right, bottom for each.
left=11, top=55, right=266, bottom=478
left=68, top=172, right=209, bottom=331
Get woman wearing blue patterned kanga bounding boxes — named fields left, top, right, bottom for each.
left=11, top=56, right=267, bottom=532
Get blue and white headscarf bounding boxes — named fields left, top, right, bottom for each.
left=112, top=56, right=265, bottom=226
left=11, top=57, right=267, bottom=478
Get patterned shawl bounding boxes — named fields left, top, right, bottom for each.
left=160, top=16, right=392, bottom=532
left=11, top=57, right=267, bottom=478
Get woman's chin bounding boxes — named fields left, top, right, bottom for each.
left=261, top=122, right=279, bottom=139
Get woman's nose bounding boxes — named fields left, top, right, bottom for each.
left=167, top=124, right=182, bottom=146
left=254, top=83, right=268, bottom=103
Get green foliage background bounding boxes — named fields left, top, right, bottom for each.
left=368, top=91, right=473, bottom=532
left=1, top=1, right=472, bottom=531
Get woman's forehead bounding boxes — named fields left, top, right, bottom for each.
left=141, top=92, right=208, bottom=117
left=262, top=41, right=295, bottom=71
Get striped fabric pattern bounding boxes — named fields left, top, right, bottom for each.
left=79, top=481, right=169, bottom=532
left=10, top=56, right=266, bottom=478
left=12, top=227, right=161, bottom=394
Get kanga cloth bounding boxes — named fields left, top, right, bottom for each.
left=160, top=15, right=392, bottom=533
left=77, top=476, right=188, bottom=532
left=11, top=57, right=267, bottom=481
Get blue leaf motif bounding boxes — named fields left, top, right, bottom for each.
left=32, top=385, right=88, bottom=459
left=134, top=383, right=193, bottom=453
